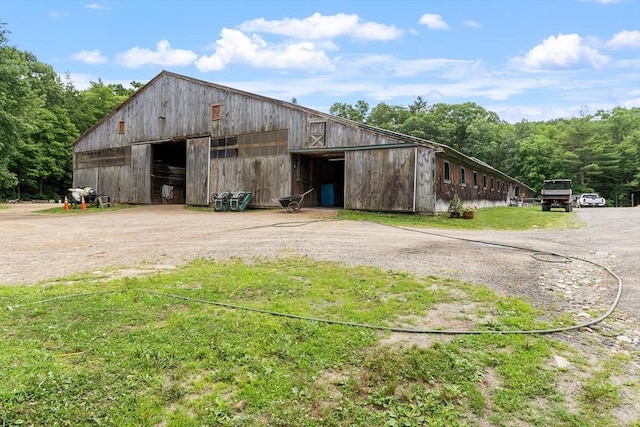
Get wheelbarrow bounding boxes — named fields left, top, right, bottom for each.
left=272, top=188, right=314, bottom=213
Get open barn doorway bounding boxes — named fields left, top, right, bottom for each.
left=294, top=154, right=345, bottom=208
left=152, top=141, right=186, bottom=204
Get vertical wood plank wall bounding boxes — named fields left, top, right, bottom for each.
left=414, top=147, right=436, bottom=212
left=209, top=156, right=290, bottom=208
left=131, top=144, right=151, bottom=204
left=185, top=136, right=210, bottom=205
left=345, top=147, right=416, bottom=212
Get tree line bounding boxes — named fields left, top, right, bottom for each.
left=0, top=25, right=140, bottom=201
left=1, top=24, right=638, bottom=205
left=330, top=100, right=639, bottom=206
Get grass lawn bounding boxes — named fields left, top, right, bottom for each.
left=338, top=206, right=584, bottom=231
left=35, top=203, right=135, bottom=214
left=1, top=264, right=626, bottom=426
left=0, top=203, right=134, bottom=214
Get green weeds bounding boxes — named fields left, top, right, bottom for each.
left=34, top=203, right=134, bottom=214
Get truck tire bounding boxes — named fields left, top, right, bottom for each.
left=542, top=202, right=550, bottom=211
left=565, top=203, right=572, bottom=212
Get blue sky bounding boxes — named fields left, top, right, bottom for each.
left=1, top=0, right=639, bottom=123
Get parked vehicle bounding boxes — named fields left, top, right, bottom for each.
left=541, top=179, right=573, bottom=212
left=578, top=193, right=606, bottom=207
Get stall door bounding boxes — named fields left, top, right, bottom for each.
left=186, top=136, right=210, bottom=205
left=131, top=144, right=151, bottom=204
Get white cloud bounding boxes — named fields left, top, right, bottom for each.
left=606, top=30, right=640, bottom=50
left=116, top=39, right=198, bottom=68
left=70, top=49, right=108, bottom=64
left=512, top=33, right=609, bottom=70
left=463, top=20, right=481, bottom=28
left=49, top=11, right=68, bottom=18
left=611, top=57, right=640, bottom=69
left=619, top=90, right=640, bottom=108
left=86, top=3, right=109, bottom=10
left=195, top=28, right=333, bottom=72
left=390, top=58, right=478, bottom=79
left=418, top=14, right=450, bottom=30
left=238, top=12, right=402, bottom=41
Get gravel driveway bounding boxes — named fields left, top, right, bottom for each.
left=1, top=204, right=638, bottom=328
left=1, top=203, right=639, bottom=422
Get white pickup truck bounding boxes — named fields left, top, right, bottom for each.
left=578, top=193, right=606, bottom=207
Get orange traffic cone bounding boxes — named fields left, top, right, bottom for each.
left=81, top=195, right=87, bottom=210
left=63, top=196, right=69, bottom=210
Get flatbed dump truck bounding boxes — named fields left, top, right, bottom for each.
left=541, top=179, right=573, bottom=212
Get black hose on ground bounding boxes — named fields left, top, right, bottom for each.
left=5, top=219, right=623, bottom=335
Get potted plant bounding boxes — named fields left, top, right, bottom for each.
left=462, top=205, right=476, bottom=219
left=447, top=193, right=463, bottom=218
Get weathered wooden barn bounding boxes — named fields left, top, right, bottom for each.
left=72, top=71, right=532, bottom=213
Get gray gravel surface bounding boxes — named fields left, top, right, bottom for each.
left=2, top=205, right=637, bottom=322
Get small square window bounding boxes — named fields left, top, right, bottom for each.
left=211, top=104, right=222, bottom=120
left=117, top=121, right=125, bottom=134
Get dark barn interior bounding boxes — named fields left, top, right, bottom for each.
left=152, top=141, right=186, bottom=204
left=296, top=155, right=344, bottom=208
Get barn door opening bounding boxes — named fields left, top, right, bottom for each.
left=295, top=154, right=344, bottom=208
left=152, top=141, right=186, bottom=204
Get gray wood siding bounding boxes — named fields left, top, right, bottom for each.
left=131, top=144, right=151, bottom=204
left=98, top=166, right=131, bottom=203
left=209, top=155, right=291, bottom=208
left=186, top=136, right=210, bottom=205
left=321, top=122, right=411, bottom=150
left=415, top=147, right=436, bottom=212
left=74, top=74, right=318, bottom=154
left=73, top=73, right=408, bottom=159
left=73, top=168, right=97, bottom=191
left=345, top=147, right=416, bottom=212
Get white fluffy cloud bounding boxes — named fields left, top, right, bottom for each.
left=606, top=30, right=640, bottom=50
left=70, top=50, right=108, bottom=64
left=116, top=40, right=198, bottom=68
left=418, top=14, right=450, bottom=30
left=513, top=33, right=609, bottom=70
left=238, top=12, right=402, bottom=41
left=86, top=3, right=109, bottom=10
left=195, top=28, right=333, bottom=72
